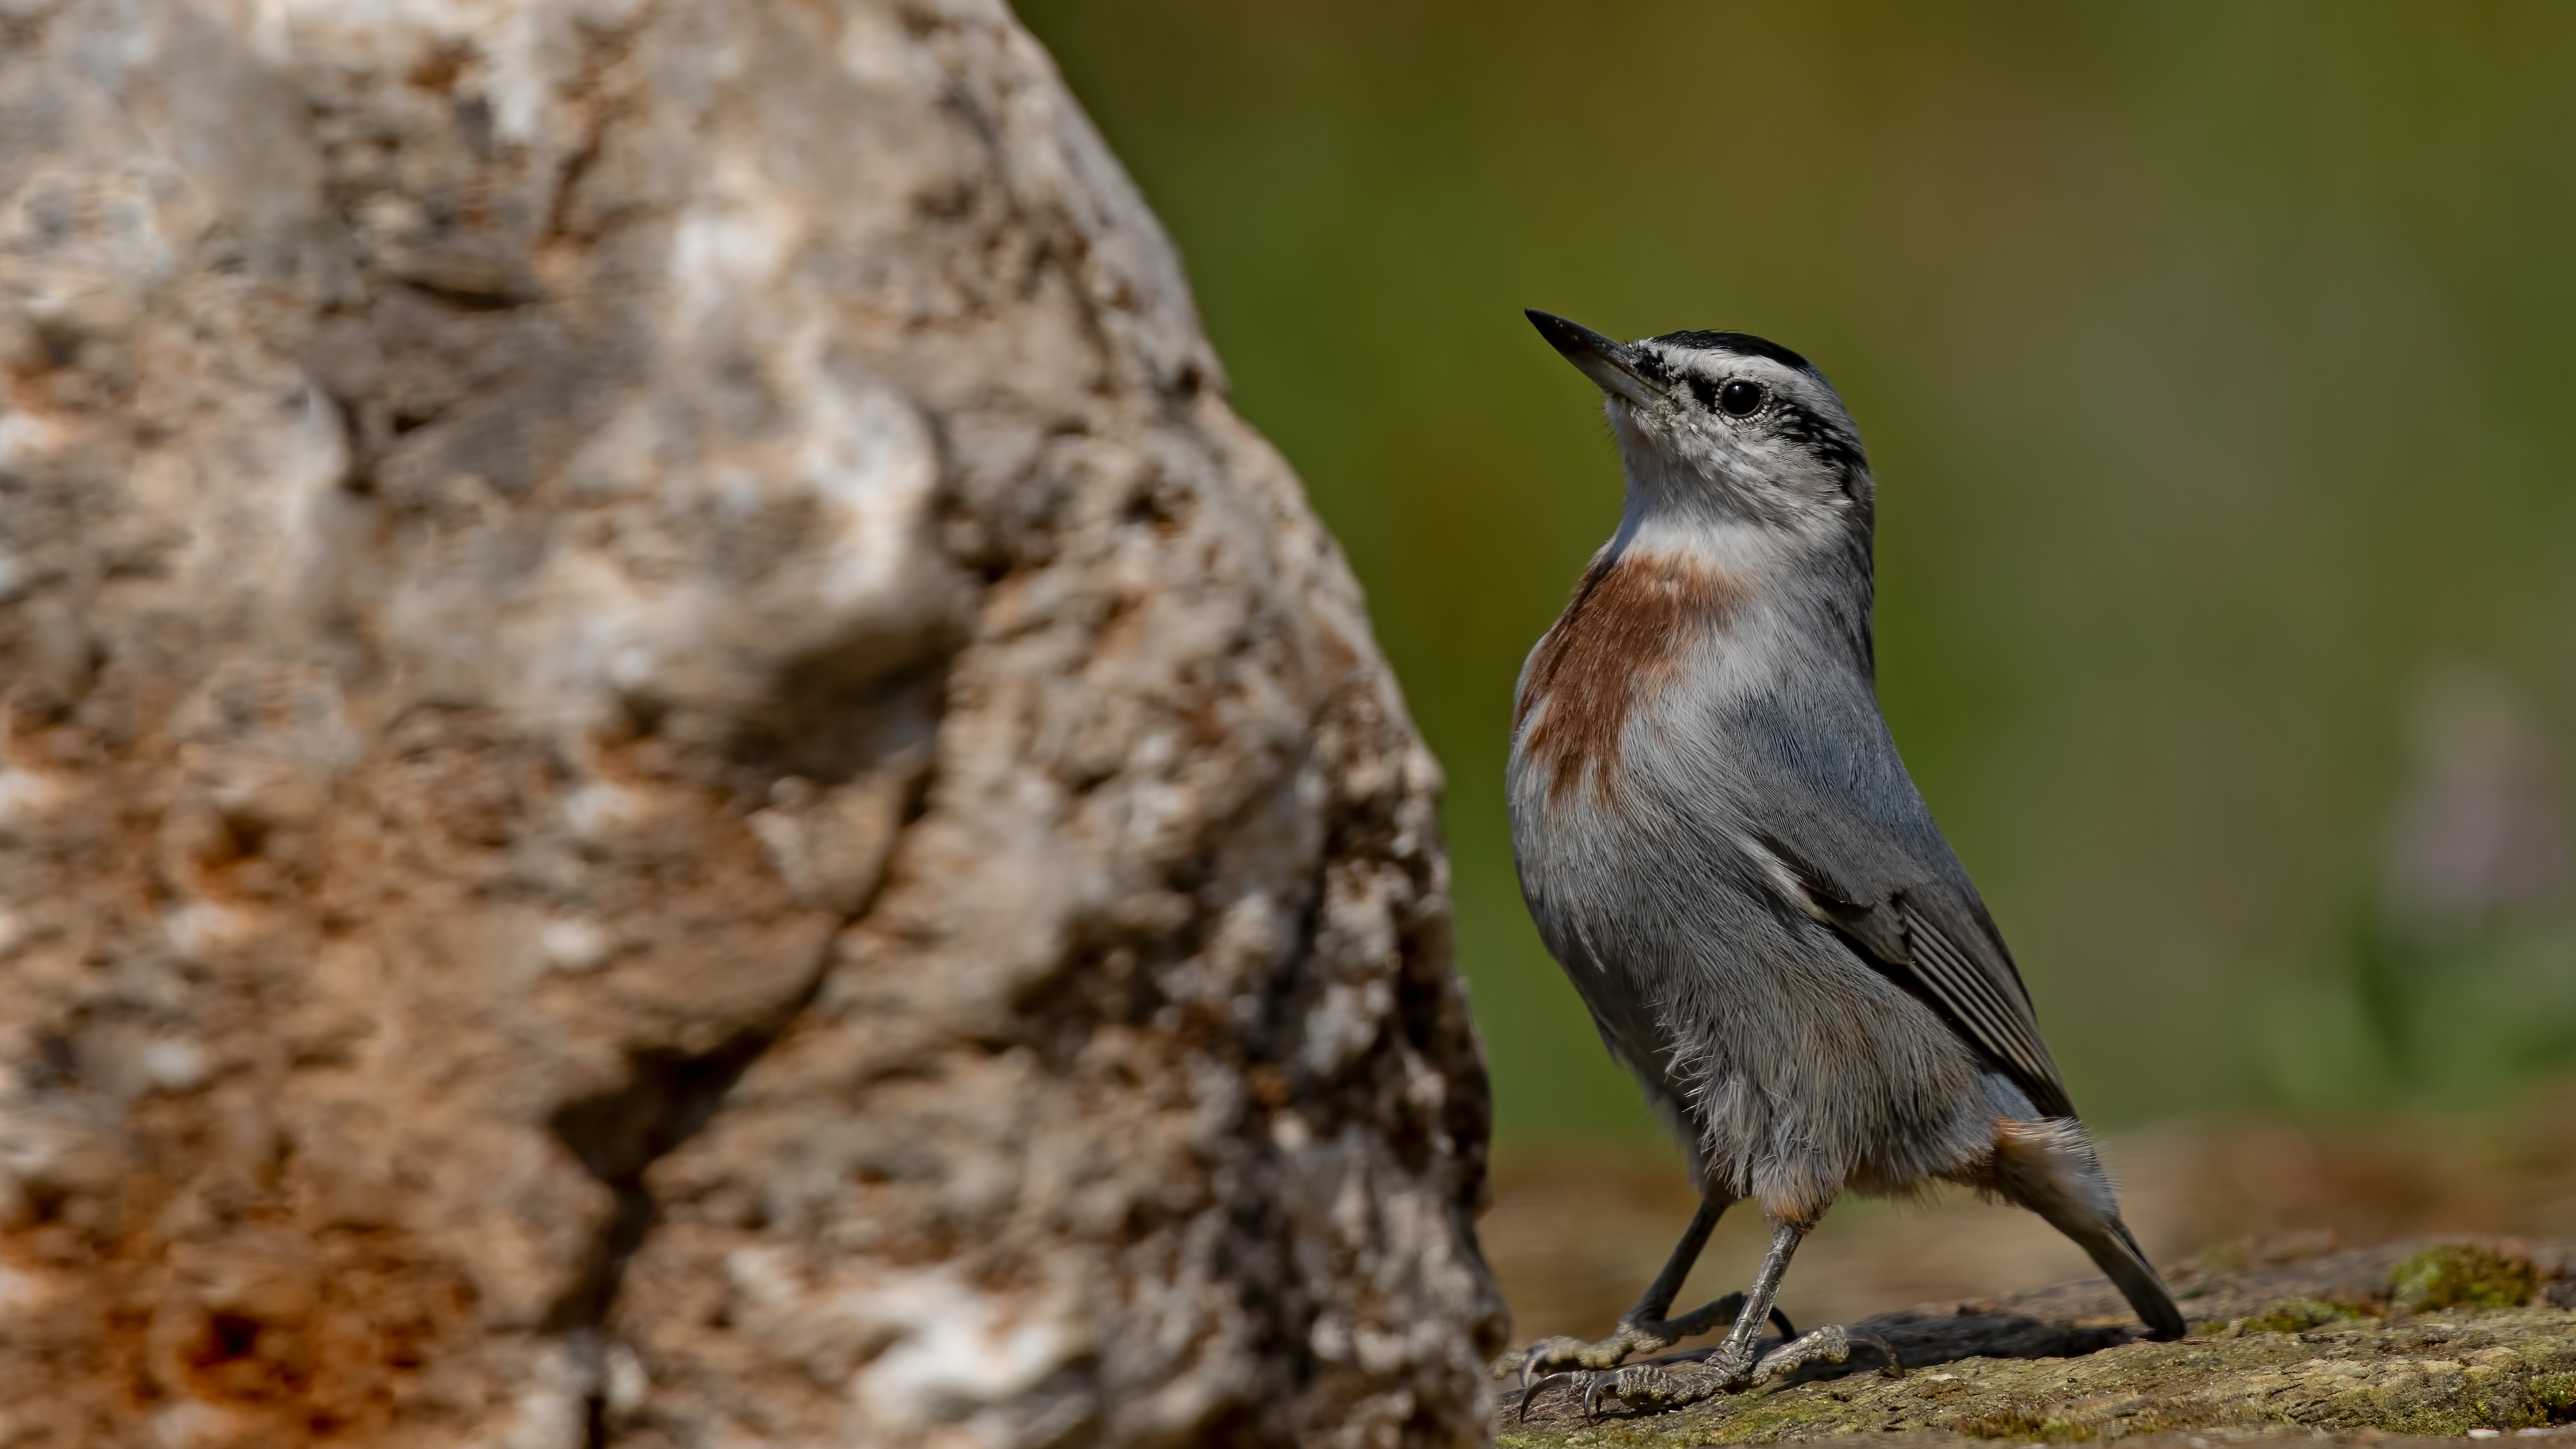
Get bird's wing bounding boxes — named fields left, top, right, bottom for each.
left=1738, top=786, right=2076, bottom=1120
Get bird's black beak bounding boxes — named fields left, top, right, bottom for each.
left=1525, top=309, right=1660, bottom=407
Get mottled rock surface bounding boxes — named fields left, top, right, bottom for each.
left=1500, top=1239, right=2576, bottom=1446
left=0, top=1, right=1504, bottom=1444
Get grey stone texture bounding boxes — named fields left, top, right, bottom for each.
left=0, top=1, right=1505, bottom=1444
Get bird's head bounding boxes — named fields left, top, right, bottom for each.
left=1525, top=310, right=1872, bottom=547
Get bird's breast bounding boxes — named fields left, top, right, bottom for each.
left=1511, top=547, right=1743, bottom=808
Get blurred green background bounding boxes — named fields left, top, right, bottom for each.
left=1013, top=0, right=2576, bottom=1144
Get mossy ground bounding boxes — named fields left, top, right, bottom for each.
left=1498, top=1242, right=2576, bottom=1448
left=2396, top=1246, right=2551, bottom=1313
left=1499, top=1307, right=2576, bottom=1446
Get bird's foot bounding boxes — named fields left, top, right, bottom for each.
left=1513, top=1294, right=1792, bottom=1405
left=1574, top=1343, right=1754, bottom=1417
left=1746, top=1322, right=1905, bottom=1389
left=1519, top=1323, right=1901, bottom=1421
left=1513, top=1322, right=1678, bottom=1383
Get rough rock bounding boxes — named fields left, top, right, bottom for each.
left=1499, top=1239, right=2576, bottom=1446
left=0, top=1, right=1503, bottom=1444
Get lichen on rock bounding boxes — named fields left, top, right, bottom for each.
left=2395, top=1244, right=2550, bottom=1313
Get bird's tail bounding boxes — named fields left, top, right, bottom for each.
left=2059, top=1210, right=2188, bottom=1341
left=1987, top=1118, right=2188, bottom=1341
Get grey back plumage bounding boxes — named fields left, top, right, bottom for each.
left=1711, top=678, right=2074, bottom=1119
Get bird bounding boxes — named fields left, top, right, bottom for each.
left=1505, top=310, right=2186, bottom=1417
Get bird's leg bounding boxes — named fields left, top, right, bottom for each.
left=1564, top=1212, right=1900, bottom=1418
left=1704, top=1214, right=1808, bottom=1385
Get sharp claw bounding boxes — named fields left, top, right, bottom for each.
left=1516, top=1339, right=1563, bottom=1392
left=1517, top=1371, right=1572, bottom=1422
left=1516, top=1337, right=1576, bottom=1395
left=1770, top=1305, right=1797, bottom=1341
left=1581, top=1374, right=1609, bottom=1421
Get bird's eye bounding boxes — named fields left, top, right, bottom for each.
left=1717, top=379, right=1766, bottom=417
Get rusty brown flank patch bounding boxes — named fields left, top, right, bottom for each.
left=1514, top=550, right=1739, bottom=805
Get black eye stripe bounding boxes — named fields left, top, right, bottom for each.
left=1640, top=349, right=1868, bottom=485
left=1772, top=398, right=1870, bottom=493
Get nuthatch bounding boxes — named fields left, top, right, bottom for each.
left=1507, top=311, right=2184, bottom=1417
